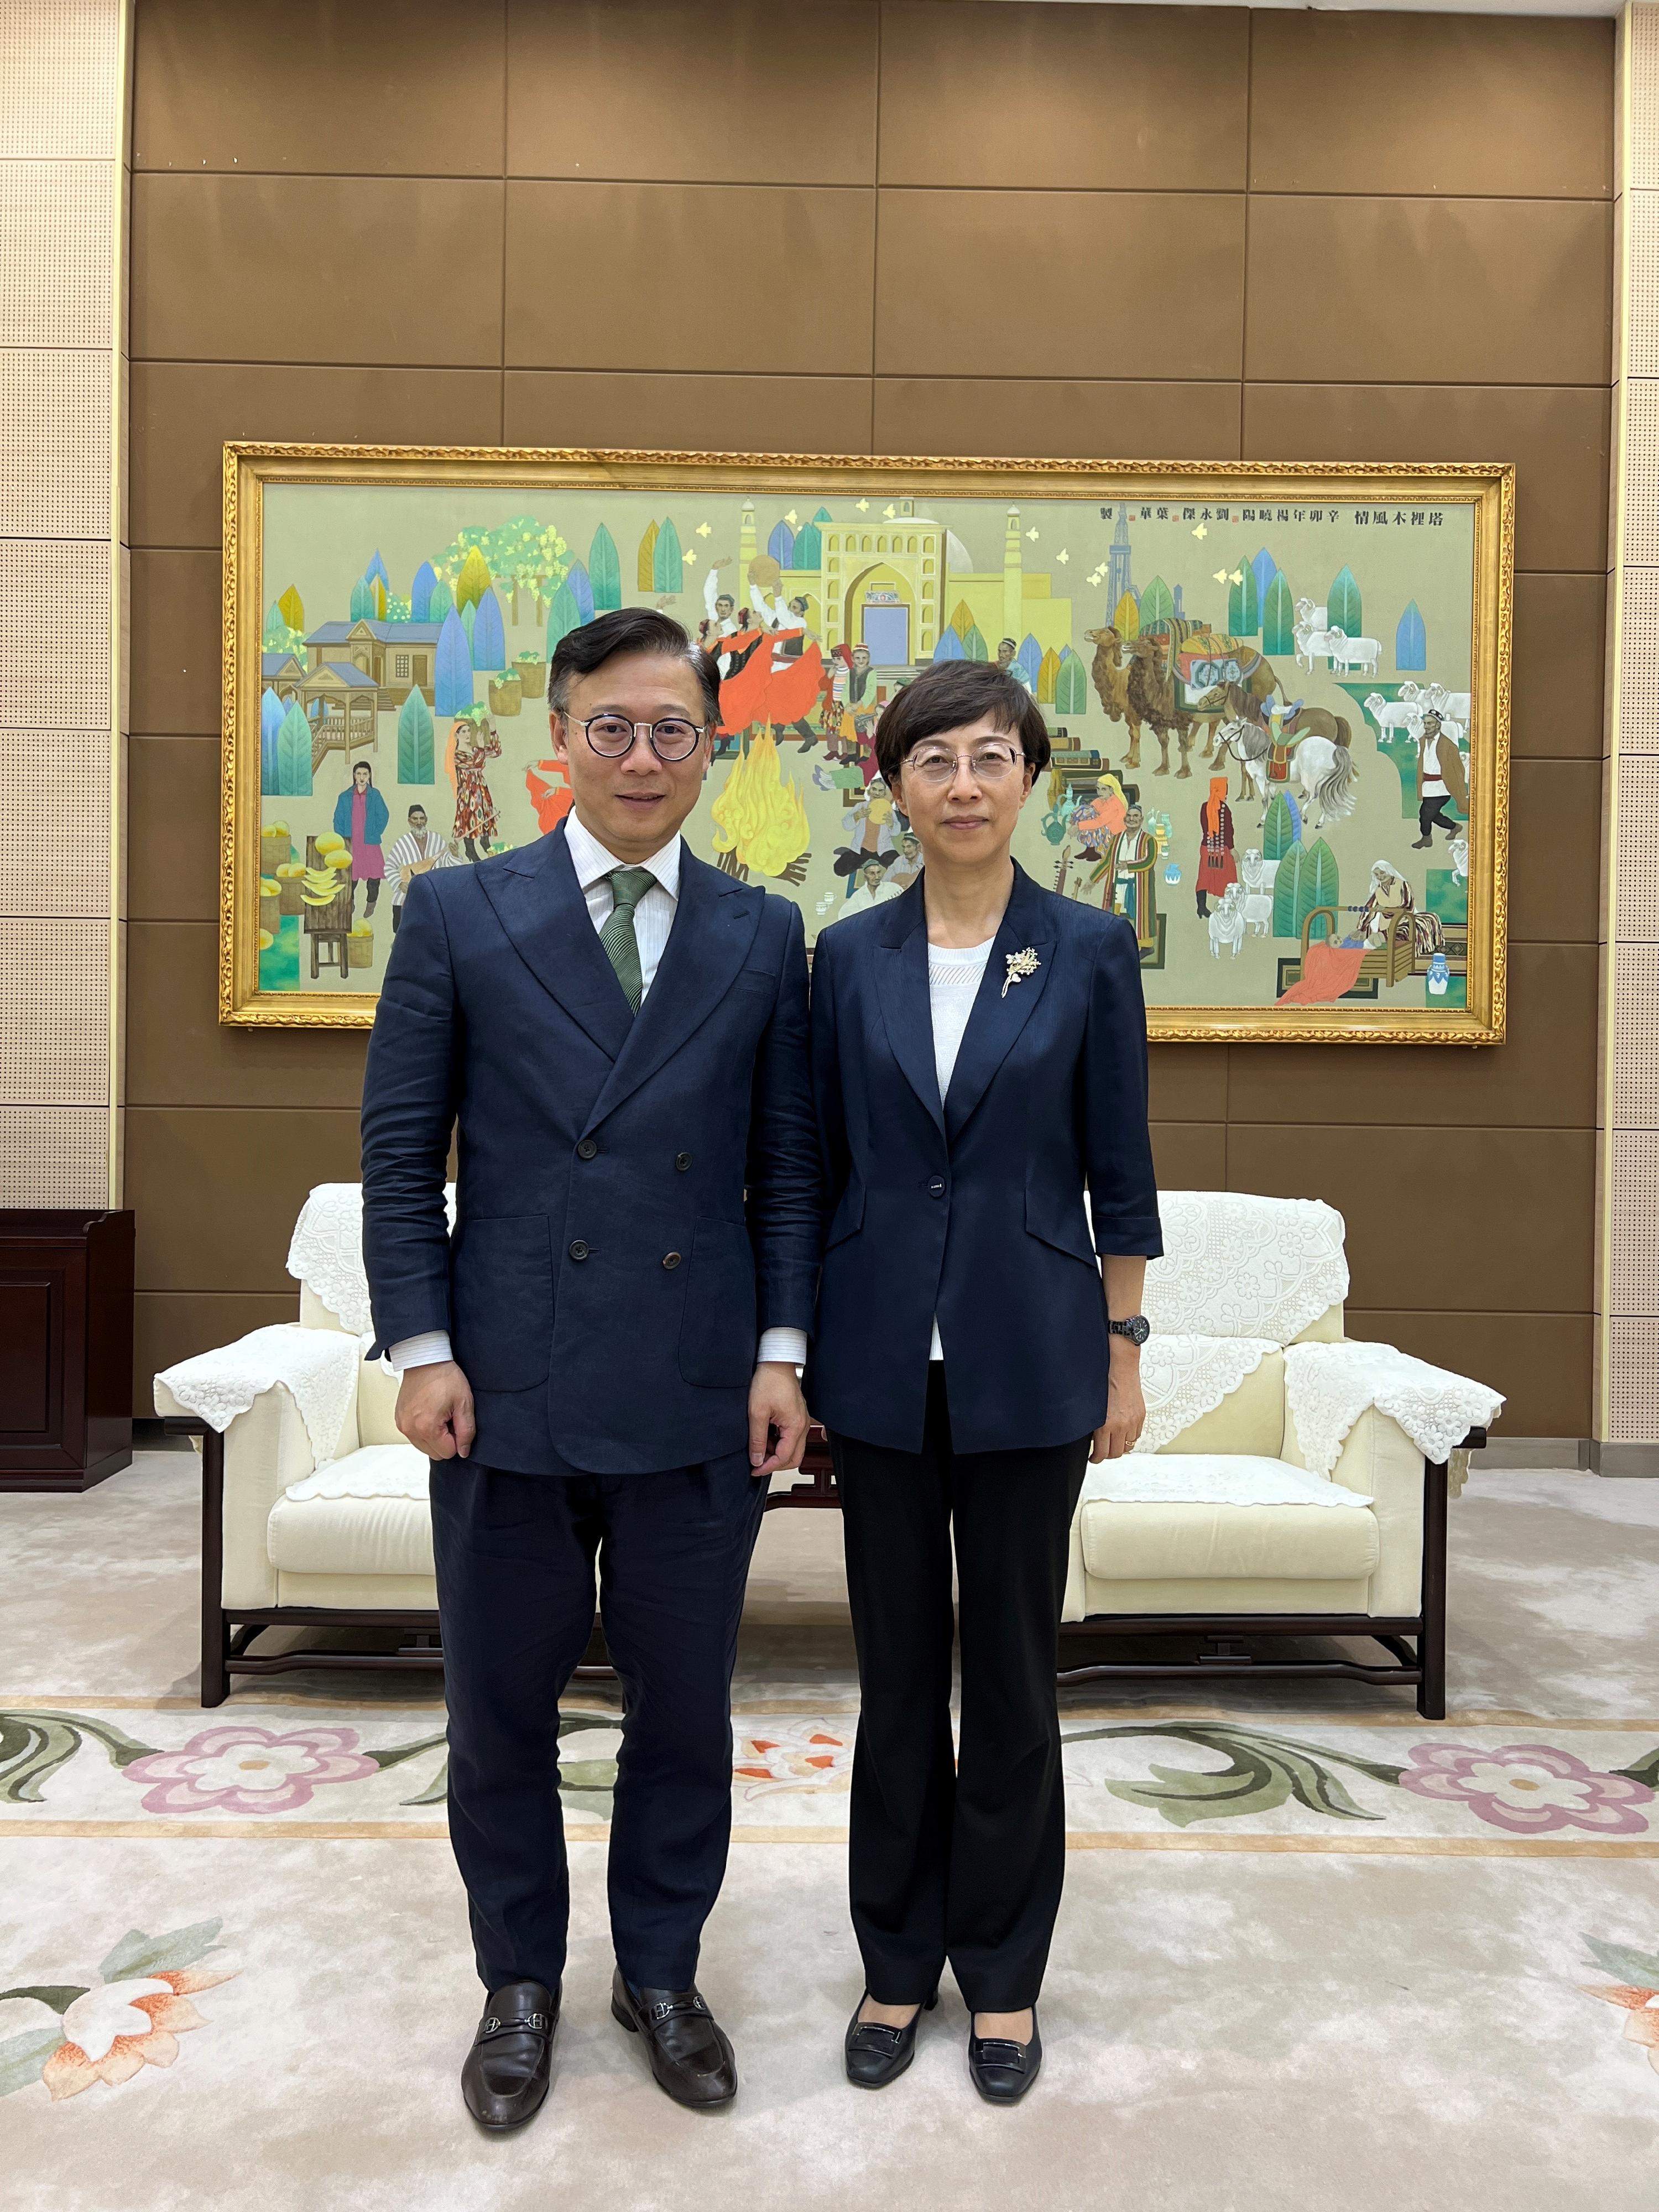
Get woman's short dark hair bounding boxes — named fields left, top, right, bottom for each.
left=873, top=660, right=1051, bottom=785
left=548, top=606, right=721, bottom=726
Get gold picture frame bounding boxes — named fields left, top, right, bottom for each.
left=221, top=444, right=1512, bottom=1041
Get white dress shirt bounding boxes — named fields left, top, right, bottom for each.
left=926, top=937, right=996, bottom=1360
left=389, top=815, right=807, bottom=1375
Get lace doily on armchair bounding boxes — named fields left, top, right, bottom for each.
left=286, top=1181, right=456, bottom=1336
left=1139, top=1335, right=1280, bottom=1454
left=1142, top=1192, right=1349, bottom=1345
left=155, top=1324, right=361, bottom=1468
left=1284, top=1340, right=1504, bottom=1480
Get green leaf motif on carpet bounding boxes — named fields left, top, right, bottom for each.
left=0, top=2028, right=71, bottom=2098
left=99, top=1921, right=223, bottom=1983
left=1065, top=1723, right=1405, bottom=1829
left=1582, top=1935, right=1659, bottom=1987
left=0, top=1712, right=153, bottom=1804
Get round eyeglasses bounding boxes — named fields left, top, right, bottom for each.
left=904, top=741, right=1026, bottom=787
left=570, top=714, right=708, bottom=763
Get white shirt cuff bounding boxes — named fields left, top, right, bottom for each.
left=757, top=1327, right=808, bottom=1369
left=387, top=1330, right=454, bottom=1374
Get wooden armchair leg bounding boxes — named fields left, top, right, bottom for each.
left=200, top=1426, right=229, bottom=1708
left=1417, top=1456, right=1450, bottom=1720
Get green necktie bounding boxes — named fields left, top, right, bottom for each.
left=599, top=867, right=656, bottom=1011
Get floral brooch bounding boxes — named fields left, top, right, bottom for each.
left=1002, top=947, right=1041, bottom=998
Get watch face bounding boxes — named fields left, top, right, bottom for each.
left=1112, top=1315, right=1151, bottom=1345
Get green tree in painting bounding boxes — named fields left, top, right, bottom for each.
left=1139, top=576, right=1174, bottom=631
left=1113, top=590, right=1140, bottom=641
left=348, top=574, right=375, bottom=622
left=277, top=585, right=305, bottom=634
left=1271, top=837, right=1340, bottom=941
left=262, top=602, right=304, bottom=657
left=1055, top=648, right=1088, bottom=715
left=1262, top=792, right=1297, bottom=864
left=590, top=524, right=622, bottom=611
left=1262, top=573, right=1296, bottom=656
left=427, top=578, right=454, bottom=623
left=1037, top=646, right=1062, bottom=705
left=398, top=687, right=435, bottom=784
left=456, top=545, right=493, bottom=613
left=546, top=579, right=583, bottom=659
left=653, top=518, right=684, bottom=594
left=1271, top=843, right=1306, bottom=938
left=275, top=701, right=312, bottom=796
left=1226, top=566, right=1259, bottom=637
left=1328, top=565, right=1362, bottom=638
left=961, top=624, right=988, bottom=662
left=637, top=521, right=660, bottom=591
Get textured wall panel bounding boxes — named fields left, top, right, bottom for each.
left=1613, top=946, right=1659, bottom=1125
left=0, top=0, right=121, bottom=160
left=1610, top=1130, right=1659, bottom=1311
left=1624, top=381, right=1659, bottom=566
left=1635, top=4, right=1659, bottom=192
left=0, top=541, right=112, bottom=730
left=1617, top=565, right=1659, bottom=753
left=0, top=1105, right=109, bottom=1206
left=0, top=917, right=110, bottom=1103
left=1606, top=1317, right=1659, bottom=1440
left=0, top=728, right=109, bottom=916
left=1615, top=753, right=1659, bottom=940
left=0, top=161, right=113, bottom=347
left=0, top=347, right=111, bottom=537
left=1631, top=192, right=1659, bottom=376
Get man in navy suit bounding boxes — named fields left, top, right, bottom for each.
left=361, top=607, right=819, bottom=2128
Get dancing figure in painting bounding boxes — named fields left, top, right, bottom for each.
left=452, top=717, right=502, bottom=861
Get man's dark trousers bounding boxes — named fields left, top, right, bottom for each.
left=432, top=1453, right=767, bottom=1993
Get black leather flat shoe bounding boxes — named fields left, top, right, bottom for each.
left=461, top=1979, right=559, bottom=2130
left=843, top=1988, right=940, bottom=2089
left=611, top=1965, right=737, bottom=2109
left=967, top=2008, right=1042, bottom=2104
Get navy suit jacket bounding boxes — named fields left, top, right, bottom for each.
left=359, top=822, right=820, bottom=1477
left=805, top=864, right=1162, bottom=1456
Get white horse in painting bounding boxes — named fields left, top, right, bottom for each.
left=1218, top=717, right=1359, bottom=833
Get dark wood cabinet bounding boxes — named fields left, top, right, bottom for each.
left=0, top=1212, right=134, bottom=1491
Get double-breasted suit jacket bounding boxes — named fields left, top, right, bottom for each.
left=360, top=821, right=820, bottom=1477
left=805, top=864, right=1162, bottom=1457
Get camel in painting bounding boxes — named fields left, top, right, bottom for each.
left=1083, top=626, right=1147, bottom=768
left=1124, top=632, right=1194, bottom=778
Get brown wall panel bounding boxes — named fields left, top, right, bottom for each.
left=505, top=182, right=875, bottom=376
left=1249, top=15, right=1614, bottom=201
left=123, top=2, right=1614, bottom=1430
left=507, top=0, right=878, bottom=185
left=872, top=379, right=1241, bottom=462
left=1227, top=944, right=1598, bottom=1132
left=128, top=924, right=368, bottom=1110
left=1226, top=1125, right=1595, bottom=1316
left=1245, top=197, right=1610, bottom=388
left=132, top=176, right=506, bottom=367
left=129, top=737, right=218, bottom=922
left=129, top=551, right=221, bottom=737
left=1510, top=574, right=1607, bottom=759
left=875, top=190, right=1245, bottom=380
left=877, top=2, right=1248, bottom=191
left=132, top=365, right=505, bottom=550
left=1241, top=384, right=1611, bottom=575
left=504, top=372, right=874, bottom=455
left=1344, top=1312, right=1593, bottom=1440
left=133, top=0, right=507, bottom=176
left=127, top=1107, right=363, bottom=1293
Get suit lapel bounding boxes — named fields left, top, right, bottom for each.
left=475, top=821, right=633, bottom=1062
left=875, top=880, right=945, bottom=1138
left=583, top=847, right=763, bottom=1133
left=942, top=865, right=1057, bottom=1140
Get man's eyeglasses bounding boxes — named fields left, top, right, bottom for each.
left=569, top=714, right=707, bottom=763
left=904, top=740, right=1026, bottom=787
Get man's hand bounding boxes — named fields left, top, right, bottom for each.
left=396, top=1360, right=476, bottom=1461
left=1090, top=1346, right=1146, bottom=1464
left=748, top=1361, right=808, bottom=1479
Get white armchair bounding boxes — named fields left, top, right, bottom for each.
left=1058, top=1191, right=1503, bottom=1717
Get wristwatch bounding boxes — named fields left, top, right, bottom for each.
left=1107, top=1314, right=1151, bottom=1346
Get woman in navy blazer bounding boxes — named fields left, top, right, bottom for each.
left=807, top=660, right=1162, bottom=2104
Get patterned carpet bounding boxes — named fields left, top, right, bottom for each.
left=3, top=1453, right=1657, bottom=2207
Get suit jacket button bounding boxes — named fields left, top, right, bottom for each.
left=662, top=1251, right=683, bottom=1269
left=569, top=1240, right=590, bottom=1261
left=577, top=1138, right=598, bottom=1160
left=927, top=1176, right=946, bottom=1198
left=675, top=1152, right=692, bottom=1172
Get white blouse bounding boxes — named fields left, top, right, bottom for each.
left=926, top=937, right=996, bottom=1360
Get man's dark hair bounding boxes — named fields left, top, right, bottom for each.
left=407, top=804, right=427, bottom=820
left=547, top=606, right=721, bottom=725
left=874, top=659, right=1051, bottom=785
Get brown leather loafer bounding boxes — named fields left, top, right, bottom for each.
left=461, top=1979, right=559, bottom=2130
left=611, top=1965, right=737, bottom=2108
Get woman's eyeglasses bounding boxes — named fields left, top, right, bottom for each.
left=570, top=714, right=707, bottom=763
left=904, top=741, right=1025, bottom=787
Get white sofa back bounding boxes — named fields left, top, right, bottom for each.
left=1144, top=1191, right=1347, bottom=1346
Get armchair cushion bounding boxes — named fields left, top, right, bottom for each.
left=1078, top=1454, right=1378, bottom=1583
left=267, top=1444, right=433, bottom=1579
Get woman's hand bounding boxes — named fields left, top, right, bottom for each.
left=1090, top=1348, right=1146, bottom=1463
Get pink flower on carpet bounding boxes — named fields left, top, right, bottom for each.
left=41, top=1965, right=237, bottom=2100
left=1581, top=1985, right=1659, bottom=2076
left=1397, top=1743, right=1654, bottom=1837
left=733, top=1720, right=853, bottom=1797
left=121, top=1725, right=378, bottom=1814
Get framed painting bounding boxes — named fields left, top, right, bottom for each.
left=221, top=446, right=1512, bottom=1041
